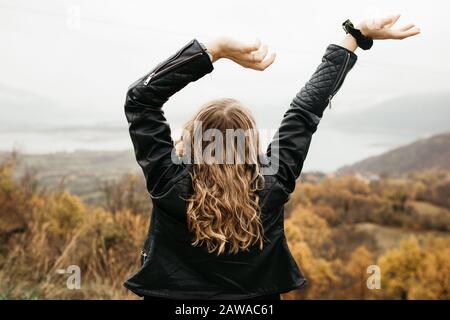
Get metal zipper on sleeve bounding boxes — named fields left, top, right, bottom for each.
left=143, top=72, right=155, bottom=85
left=143, top=39, right=196, bottom=86
left=143, top=51, right=204, bottom=85
left=327, top=52, right=351, bottom=109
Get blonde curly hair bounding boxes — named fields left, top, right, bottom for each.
left=177, top=98, right=265, bottom=255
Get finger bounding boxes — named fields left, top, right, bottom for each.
left=254, top=52, right=276, bottom=71
left=385, top=14, right=401, bottom=28
left=401, top=27, right=421, bottom=38
left=251, top=45, right=269, bottom=63
left=378, top=14, right=400, bottom=28
left=232, top=44, right=267, bottom=63
left=227, top=56, right=255, bottom=68
left=241, top=38, right=261, bottom=53
left=390, top=27, right=421, bottom=39
left=397, top=23, right=415, bottom=32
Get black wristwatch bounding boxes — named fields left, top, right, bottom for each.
left=342, top=19, right=373, bottom=50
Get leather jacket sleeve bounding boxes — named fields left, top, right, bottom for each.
left=267, top=44, right=357, bottom=193
left=124, top=39, right=213, bottom=195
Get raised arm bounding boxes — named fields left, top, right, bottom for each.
left=124, top=39, right=213, bottom=196
left=267, top=15, right=420, bottom=193
left=126, top=37, right=278, bottom=196
left=266, top=43, right=357, bottom=193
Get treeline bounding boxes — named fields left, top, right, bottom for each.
left=283, top=173, right=450, bottom=299
left=287, top=173, right=450, bottom=232
left=0, top=154, right=449, bottom=299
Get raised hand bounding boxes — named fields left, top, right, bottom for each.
left=205, top=37, right=276, bottom=71
left=358, top=14, right=421, bottom=40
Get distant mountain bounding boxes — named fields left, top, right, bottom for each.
left=0, top=83, right=60, bottom=130
left=329, top=92, right=450, bottom=136
left=339, top=132, right=450, bottom=175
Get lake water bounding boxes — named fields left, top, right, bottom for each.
left=0, top=125, right=417, bottom=173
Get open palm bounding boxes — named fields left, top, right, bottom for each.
left=207, top=37, right=276, bottom=71
left=359, top=14, right=421, bottom=40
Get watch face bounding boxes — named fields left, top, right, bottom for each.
left=342, top=19, right=354, bottom=33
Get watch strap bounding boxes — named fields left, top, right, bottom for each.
left=342, top=19, right=373, bottom=50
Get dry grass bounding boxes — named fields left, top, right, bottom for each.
left=0, top=157, right=149, bottom=299
left=1, top=202, right=149, bottom=299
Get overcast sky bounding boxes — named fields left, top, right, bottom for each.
left=0, top=0, right=449, bottom=171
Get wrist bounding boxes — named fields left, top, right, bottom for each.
left=205, top=39, right=224, bottom=63
left=342, top=19, right=373, bottom=50
left=340, top=34, right=358, bottom=52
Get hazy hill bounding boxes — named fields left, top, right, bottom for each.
left=339, top=132, right=450, bottom=175
left=329, top=92, right=450, bottom=136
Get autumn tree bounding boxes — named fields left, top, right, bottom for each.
left=378, top=237, right=424, bottom=299
left=287, top=206, right=331, bottom=255
left=345, top=246, right=375, bottom=299
left=284, top=207, right=340, bottom=299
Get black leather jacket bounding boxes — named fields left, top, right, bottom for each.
left=123, top=39, right=357, bottom=299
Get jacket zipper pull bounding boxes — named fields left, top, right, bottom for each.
left=143, top=72, right=155, bottom=85
left=327, top=52, right=350, bottom=110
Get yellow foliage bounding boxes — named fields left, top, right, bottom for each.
left=285, top=240, right=340, bottom=299
left=287, top=206, right=331, bottom=252
left=378, top=236, right=450, bottom=299
left=1, top=156, right=449, bottom=300
left=285, top=215, right=339, bottom=299
left=345, top=246, right=375, bottom=299
left=35, top=192, right=87, bottom=238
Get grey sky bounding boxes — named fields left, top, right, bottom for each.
left=0, top=0, right=449, bottom=171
